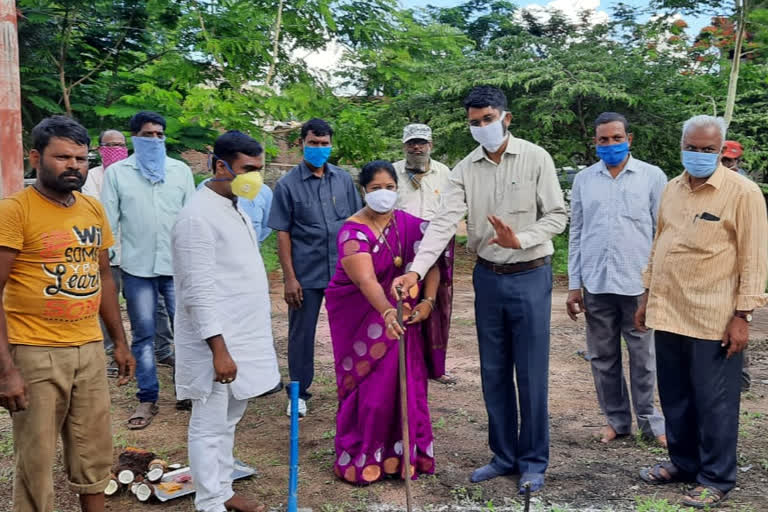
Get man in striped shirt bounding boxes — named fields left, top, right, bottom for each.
left=636, top=115, right=768, bottom=509
left=567, top=112, right=667, bottom=447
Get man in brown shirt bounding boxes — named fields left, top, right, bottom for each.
left=635, top=115, right=768, bottom=509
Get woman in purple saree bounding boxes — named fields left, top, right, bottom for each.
left=325, top=160, right=452, bottom=485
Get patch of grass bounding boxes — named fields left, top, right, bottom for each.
left=456, top=234, right=468, bottom=246
left=321, top=428, right=336, bottom=440
left=634, top=430, right=666, bottom=455
left=260, top=232, right=279, bottom=273
left=432, top=416, right=446, bottom=430
left=0, top=430, right=13, bottom=457
left=552, top=231, right=568, bottom=276
left=635, top=496, right=695, bottom=511
left=739, top=410, right=764, bottom=438
left=450, top=485, right=485, bottom=505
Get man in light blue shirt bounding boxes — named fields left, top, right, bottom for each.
left=566, top=112, right=667, bottom=447
left=197, top=177, right=273, bottom=244
left=102, top=111, right=196, bottom=428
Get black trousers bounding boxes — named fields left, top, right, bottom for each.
left=286, top=288, right=325, bottom=400
left=655, top=331, right=743, bottom=493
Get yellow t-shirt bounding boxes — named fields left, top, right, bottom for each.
left=0, top=187, right=114, bottom=346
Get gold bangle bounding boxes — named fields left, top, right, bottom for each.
left=382, top=308, right=397, bottom=320
left=420, top=298, right=435, bottom=311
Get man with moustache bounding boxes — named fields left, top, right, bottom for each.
left=0, top=116, right=135, bottom=512
left=393, top=123, right=456, bottom=384
left=82, top=129, right=175, bottom=368
left=102, top=110, right=196, bottom=427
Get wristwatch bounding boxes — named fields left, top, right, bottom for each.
left=735, top=311, right=753, bottom=323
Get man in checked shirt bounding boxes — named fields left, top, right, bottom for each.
left=636, top=115, right=768, bottom=509
left=567, top=112, right=668, bottom=448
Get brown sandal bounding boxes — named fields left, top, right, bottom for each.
left=682, top=486, right=728, bottom=509
left=127, top=402, right=159, bottom=430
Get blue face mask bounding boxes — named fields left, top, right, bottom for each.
left=682, top=150, right=720, bottom=178
left=304, top=146, right=332, bottom=168
left=132, top=136, right=167, bottom=184
left=596, top=141, right=630, bottom=167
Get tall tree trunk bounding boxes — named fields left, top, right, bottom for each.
left=264, top=0, right=284, bottom=88
left=724, top=0, right=749, bottom=127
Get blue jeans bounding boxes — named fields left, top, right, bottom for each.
left=473, top=262, right=552, bottom=475
left=122, top=272, right=176, bottom=403
left=102, top=267, right=173, bottom=361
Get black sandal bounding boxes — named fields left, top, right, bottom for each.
left=639, top=462, right=688, bottom=485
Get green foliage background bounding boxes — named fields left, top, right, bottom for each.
left=16, top=0, right=768, bottom=180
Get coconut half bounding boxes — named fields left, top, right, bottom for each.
left=136, top=483, right=154, bottom=502
left=117, top=469, right=134, bottom=485
left=104, top=479, right=119, bottom=496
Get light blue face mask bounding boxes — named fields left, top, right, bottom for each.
left=304, top=145, right=332, bottom=168
left=682, top=150, right=720, bottom=178
left=132, top=136, right=167, bottom=184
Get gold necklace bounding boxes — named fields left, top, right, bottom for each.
left=367, top=211, right=403, bottom=267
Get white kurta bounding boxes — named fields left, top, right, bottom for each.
left=172, top=186, right=280, bottom=401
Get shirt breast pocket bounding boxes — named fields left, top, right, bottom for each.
left=294, top=201, right=322, bottom=226
left=681, top=216, right=727, bottom=253
left=621, top=192, right=647, bottom=221
left=506, top=182, right=536, bottom=213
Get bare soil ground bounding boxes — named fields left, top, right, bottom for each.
left=1, top=246, right=767, bottom=511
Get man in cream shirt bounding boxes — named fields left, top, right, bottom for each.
left=393, top=86, right=567, bottom=493
left=393, top=123, right=456, bottom=384
left=393, top=123, right=452, bottom=220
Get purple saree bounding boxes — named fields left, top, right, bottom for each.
left=325, top=209, right=452, bottom=485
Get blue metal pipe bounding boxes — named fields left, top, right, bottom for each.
left=288, top=381, right=299, bottom=512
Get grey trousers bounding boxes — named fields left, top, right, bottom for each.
left=583, top=291, right=665, bottom=437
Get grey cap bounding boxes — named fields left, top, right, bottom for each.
left=402, top=123, right=432, bottom=143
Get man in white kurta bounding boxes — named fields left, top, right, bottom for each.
left=172, top=131, right=279, bottom=512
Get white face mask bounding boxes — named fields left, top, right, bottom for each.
left=365, top=189, right=398, bottom=213
left=469, top=112, right=508, bottom=153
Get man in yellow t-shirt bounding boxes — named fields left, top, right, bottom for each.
left=0, top=116, right=135, bottom=512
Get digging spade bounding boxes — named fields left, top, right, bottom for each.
left=396, top=286, right=414, bottom=512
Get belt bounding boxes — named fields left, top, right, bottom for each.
left=476, top=256, right=551, bottom=275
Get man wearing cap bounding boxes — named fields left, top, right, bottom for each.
left=393, top=124, right=453, bottom=220
left=393, top=124, right=456, bottom=384
left=722, top=140, right=757, bottom=392
left=722, top=141, right=748, bottom=178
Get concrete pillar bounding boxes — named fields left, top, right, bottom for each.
left=0, top=0, right=23, bottom=198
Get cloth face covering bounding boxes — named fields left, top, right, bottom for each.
left=98, top=146, right=128, bottom=170
left=365, top=189, right=398, bottom=213
left=469, top=112, right=508, bottom=153
left=132, top=136, right=167, bottom=184
left=596, top=142, right=630, bottom=167
left=304, top=146, right=332, bottom=168
left=682, top=150, right=719, bottom=178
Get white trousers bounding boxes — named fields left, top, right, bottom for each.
left=189, top=383, right=249, bottom=512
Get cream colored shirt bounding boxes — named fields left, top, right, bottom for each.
left=643, top=165, right=768, bottom=340
left=411, top=136, right=568, bottom=278
left=393, top=158, right=452, bottom=221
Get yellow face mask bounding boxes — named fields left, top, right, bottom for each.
left=231, top=171, right=263, bottom=200
left=211, top=154, right=264, bottom=200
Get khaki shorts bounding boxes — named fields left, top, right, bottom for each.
left=11, top=342, right=112, bottom=512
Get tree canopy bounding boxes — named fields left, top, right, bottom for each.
left=17, top=0, right=768, bottom=178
